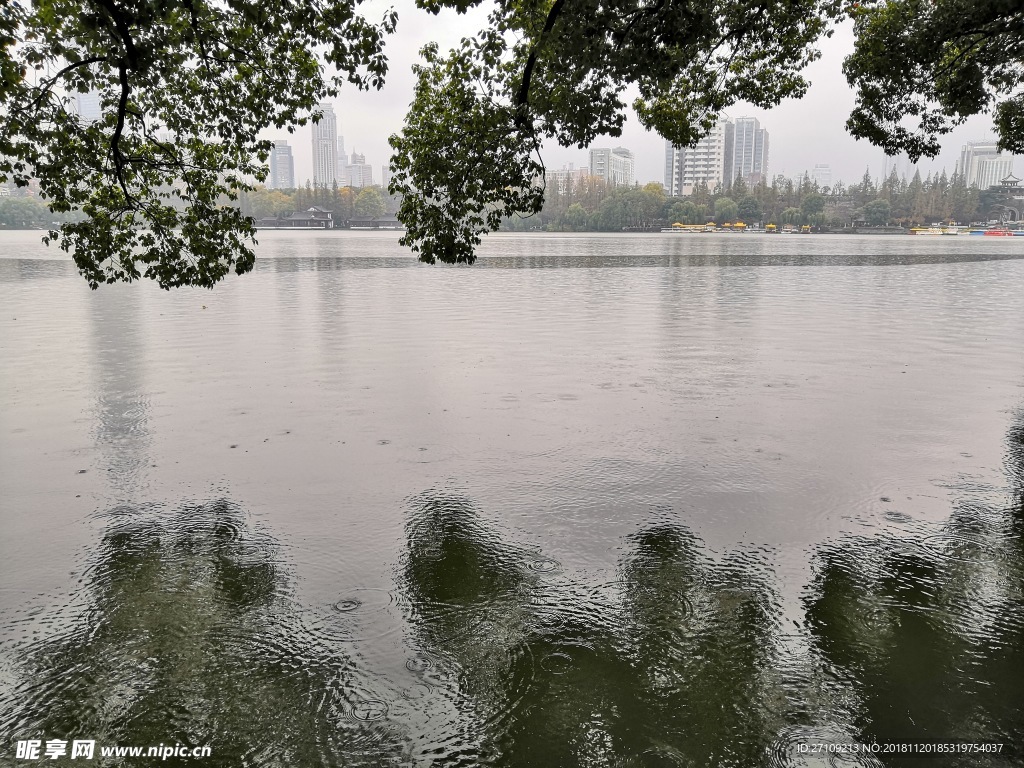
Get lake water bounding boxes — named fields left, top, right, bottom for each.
left=2, top=231, right=1024, bottom=766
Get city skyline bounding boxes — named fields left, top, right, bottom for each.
left=276, top=100, right=1020, bottom=195
left=266, top=3, right=1018, bottom=191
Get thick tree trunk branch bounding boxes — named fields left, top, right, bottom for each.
left=515, top=0, right=570, bottom=119
left=93, top=0, right=140, bottom=67
left=111, top=63, right=133, bottom=203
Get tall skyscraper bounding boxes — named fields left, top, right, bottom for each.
left=311, top=103, right=338, bottom=186
left=958, top=141, right=1014, bottom=188
left=269, top=141, right=294, bottom=190
left=588, top=147, right=635, bottom=186
left=664, top=118, right=734, bottom=195
left=729, top=117, right=769, bottom=186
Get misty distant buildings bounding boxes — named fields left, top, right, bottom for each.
left=812, top=164, right=832, bottom=188
left=664, top=116, right=770, bottom=195
left=546, top=163, right=590, bottom=194
left=589, top=147, right=635, bottom=187
left=729, top=117, right=769, bottom=185
left=343, top=151, right=374, bottom=188
left=306, top=106, right=377, bottom=188
left=311, top=103, right=339, bottom=186
left=958, top=141, right=1014, bottom=189
left=269, top=141, right=294, bottom=190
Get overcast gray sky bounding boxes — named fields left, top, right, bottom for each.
left=278, top=1, right=1019, bottom=188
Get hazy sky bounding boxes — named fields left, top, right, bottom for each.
left=278, top=0, right=1019, bottom=189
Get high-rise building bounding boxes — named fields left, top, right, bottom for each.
left=958, top=141, right=1014, bottom=189
left=269, top=141, right=294, bottom=190
left=343, top=151, right=374, bottom=188
left=589, top=147, right=635, bottom=186
left=811, top=164, right=832, bottom=189
left=311, top=103, right=338, bottom=186
left=75, top=91, right=101, bottom=123
left=664, top=140, right=679, bottom=195
left=664, top=118, right=734, bottom=195
left=975, top=156, right=1015, bottom=190
left=729, top=117, right=769, bottom=186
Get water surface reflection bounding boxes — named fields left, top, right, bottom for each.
left=1, top=500, right=409, bottom=766
left=399, top=490, right=784, bottom=766
left=4, top=235, right=1024, bottom=766
left=802, top=410, right=1024, bottom=766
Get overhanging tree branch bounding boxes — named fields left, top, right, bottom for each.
left=514, top=0, right=570, bottom=120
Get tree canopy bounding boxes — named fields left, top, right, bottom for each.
left=0, top=0, right=395, bottom=288
left=390, top=0, right=841, bottom=264
left=2, top=0, right=1019, bottom=287
left=844, top=0, right=1024, bottom=159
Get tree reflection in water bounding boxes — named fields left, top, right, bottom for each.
left=399, top=490, right=783, bottom=766
left=6, top=420, right=1024, bottom=767
left=804, top=410, right=1024, bottom=765
left=1, top=499, right=408, bottom=767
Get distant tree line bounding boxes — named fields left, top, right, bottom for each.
left=0, top=192, right=85, bottom=228
left=236, top=183, right=398, bottom=224
left=503, top=167, right=988, bottom=232
left=0, top=183, right=398, bottom=229
left=0, top=168, right=991, bottom=232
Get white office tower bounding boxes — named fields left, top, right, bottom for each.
left=311, top=103, right=338, bottom=186
left=729, top=117, right=769, bottom=185
left=588, top=147, right=635, bottom=186
left=958, top=142, right=1014, bottom=189
left=812, top=164, right=832, bottom=188
left=76, top=91, right=102, bottom=123
left=269, top=141, right=294, bottom=190
left=664, top=118, right=734, bottom=196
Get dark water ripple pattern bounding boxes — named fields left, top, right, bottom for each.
left=3, top=232, right=1024, bottom=766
